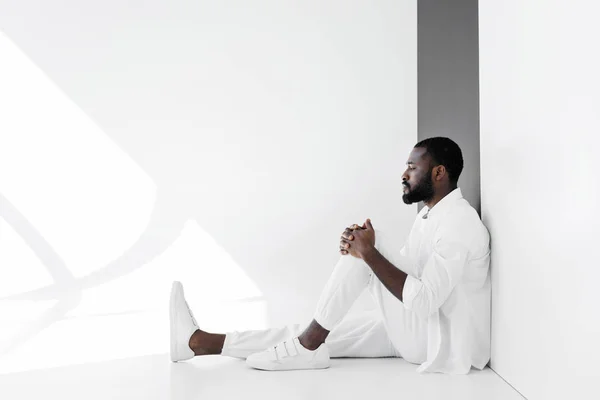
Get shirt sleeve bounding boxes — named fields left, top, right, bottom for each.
left=402, top=226, right=470, bottom=318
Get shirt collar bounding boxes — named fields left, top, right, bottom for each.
left=423, top=187, right=463, bottom=219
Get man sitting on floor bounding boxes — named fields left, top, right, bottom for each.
left=169, top=136, right=491, bottom=374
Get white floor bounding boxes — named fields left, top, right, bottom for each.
left=0, top=354, right=524, bottom=400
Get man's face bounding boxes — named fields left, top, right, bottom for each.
left=401, top=147, right=435, bottom=205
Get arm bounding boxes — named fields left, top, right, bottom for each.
left=362, top=247, right=409, bottom=302
left=399, top=235, right=469, bottom=318
left=347, top=219, right=468, bottom=318
left=343, top=220, right=412, bottom=301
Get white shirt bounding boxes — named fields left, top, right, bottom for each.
left=399, top=188, right=491, bottom=374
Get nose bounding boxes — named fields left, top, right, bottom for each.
left=401, top=171, right=409, bottom=184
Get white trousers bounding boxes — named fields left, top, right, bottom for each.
left=221, top=231, right=428, bottom=364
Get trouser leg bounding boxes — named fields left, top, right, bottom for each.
left=221, top=324, right=303, bottom=359
left=367, top=231, right=428, bottom=364
left=222, top=230, right=427, bottom=362
left=323, top=309, right=399, bottom=358
left=312, top=248, right=373, bottom=331
left=221, top=249, right=373, bottom=359
left=221, top=311, right=399, bottom=360
left=311, top=228, right=427, bottom=362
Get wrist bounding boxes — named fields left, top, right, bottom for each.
left=361, top=246, right=379, bottom=263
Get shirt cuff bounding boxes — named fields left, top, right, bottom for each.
left=402, top=275, right=423, bottom=310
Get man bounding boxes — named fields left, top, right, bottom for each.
left=169, top=137, right=491, bottom=374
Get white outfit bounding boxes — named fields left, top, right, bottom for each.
left=401, top=188, right=491, bottom=373
left=222, top=188, right=491, bottom=374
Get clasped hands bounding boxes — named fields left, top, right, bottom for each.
left=339, top=218, right=376, bottom=259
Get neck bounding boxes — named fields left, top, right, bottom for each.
left=424, top=185, right=457, bottom=209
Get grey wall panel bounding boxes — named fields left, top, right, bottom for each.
left=418, top=0, right=480, bottom=214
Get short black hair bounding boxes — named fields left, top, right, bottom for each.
left=414, top=137, right=464, bottom=185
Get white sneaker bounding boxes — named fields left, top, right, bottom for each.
left=169, top=281, right=199, bottom=362
left=246, top=337, right=331, bottom=371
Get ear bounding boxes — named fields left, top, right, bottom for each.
left=434, top=165, right=446, bottom=181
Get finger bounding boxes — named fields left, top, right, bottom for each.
left=340, top=240, right=350, bottom=249
left=340, top=249, right=348, bottom=255
left=341, top=233, right=354, bottom=240
left=365, top=218, right=373, bottom=230
left=350, top=224, right=361, bottom=230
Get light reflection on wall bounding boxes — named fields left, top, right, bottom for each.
left=0, top=32, right=265, bottom=374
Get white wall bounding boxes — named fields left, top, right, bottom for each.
left=0, top=0, right=417, bottom=373
left=480, top=1, right=600, bottom=398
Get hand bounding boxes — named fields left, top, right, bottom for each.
left=339, top=224, right=362, bottom=256
left=339, top=219, right=376, bottom=259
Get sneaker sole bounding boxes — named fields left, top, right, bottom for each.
left=247, top=359, right=331, bottom=371
left=169, top=281, right=183, bottom=362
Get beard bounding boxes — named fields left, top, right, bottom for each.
left=402, top=171, right=435, bottom=204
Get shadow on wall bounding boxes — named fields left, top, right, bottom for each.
left=0, top=31, right=268, bottom=365
left=0, top=30, right=274, bottom=367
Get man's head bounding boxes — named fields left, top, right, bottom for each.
left=401, top=137, right=464, bottom=205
